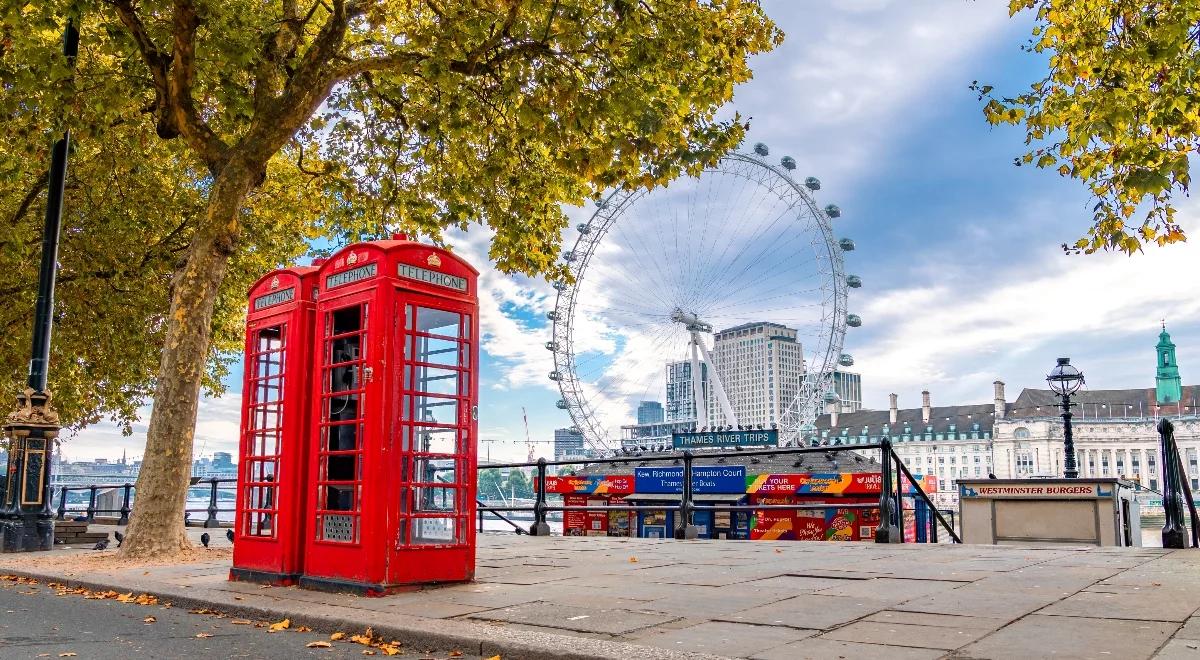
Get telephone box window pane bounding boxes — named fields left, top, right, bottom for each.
left=248, top=511, right=274, bottom=536
left=414, top=458, right=456, bottom=485
left=415, top=486, right=458, bottom=512
left=324, top=485, right=356, bottom=511
left=416, top=307, right=461, bottom=338
left=407, top=366, right=458, bottom=396
left=415, top=396, right=458, bottom=426
left=327, top=454, right=358, bottom=482
left=409, top=426, right=457, bottom=455
left=414, top=336, right=460, bottom=366
left=332, top=306, right=362, bottom=335
left=325, top=424, right=359, bottom=452
left=413, top=517, right=459, bottom=544
left=249, top=460, right=277, bottom=483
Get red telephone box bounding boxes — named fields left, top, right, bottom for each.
left=299, top=237, right=479, bottom=594
left=231, top=266, right=318, bottom=584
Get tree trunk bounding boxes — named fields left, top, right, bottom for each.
left=119, top=163, right=256, bottom=559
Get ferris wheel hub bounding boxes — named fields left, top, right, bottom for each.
left=670, top=308, right=712, bottom=333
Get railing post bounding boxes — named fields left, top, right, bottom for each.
left=928, top=502, right=938, bottom=544
left=894, top=453, right=906, bottom=544
left=204, top=478, right=221, bottom=528
left=875, top=437, right=899, bottom=543
left=56, top=487, right=68, bottom=520
left=117, top=483, right=132, bottom=526
left=478, top=507, right=484, bottom=533
left=1160, top=419, right=1188, bottom=549
left=529, top=460, right=551, bottom=536
left=675, top=451, right=699, bottom=540
left=85, top=486, right=97, bottom=522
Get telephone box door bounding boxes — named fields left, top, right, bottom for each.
left=389, top=294, right=478, bottom=584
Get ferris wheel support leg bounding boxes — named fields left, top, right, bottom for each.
left=696, top=333, right=737, bottom=428
left=690, top=339, right=708, bottom=428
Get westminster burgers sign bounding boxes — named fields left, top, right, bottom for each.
left=672, top=429, right=778, bottom=450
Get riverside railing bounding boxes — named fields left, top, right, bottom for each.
left=1158, top=419, right=1200, bottom=548
left=54, top=477, right=235, bottom=528
left=478, top=438, right=961, bottom=543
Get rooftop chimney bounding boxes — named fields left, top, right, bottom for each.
left=889, top=393, right=898, bottom=424
left=921, top=390, right=931, bottom=424
left=994, top=380, right=1006, bottom=420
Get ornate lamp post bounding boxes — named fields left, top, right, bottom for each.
left=0, top=18, right=78, bottom=552
left=1046, top=357, right=1085, bottom=479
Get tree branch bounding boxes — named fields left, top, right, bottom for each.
left=8, top=171, right=50, bottom=227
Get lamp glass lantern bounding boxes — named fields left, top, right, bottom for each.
left=1046, top=357, right=1084, bottom=396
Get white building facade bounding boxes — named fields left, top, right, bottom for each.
left=707, top=322, right=803, bottom=428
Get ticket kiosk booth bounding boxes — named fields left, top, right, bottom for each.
left=299, top=237, right=479, bottom=594
left=231, top=266, right=318, bottom=585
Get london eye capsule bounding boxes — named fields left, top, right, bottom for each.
left=576, top=223, right=591, bottom=234
left=552, top=280, right=567, bottom=291
left=563, top=251, right=576, bottom=262
left=780, top=156, right=796, bottom=170
left=846, top=275, right=862, bottom=288
left=838, top=353, right=855, bottom=367
left=548, top=370, right=562, bottom=381
left=556, top=399, right=569, bottom=409
left=546, top=311, right=558, bottom=320
left=754, top=142, right=769, bottom=156
left=804, top=176, right=821, bottom=191
left=545, top=341, right=558, bottom=351
left=839, top=238, right=855, bottom=251
left=824, top=204, right=841, bottom=219
left=846, top=314, right=862, bottom=328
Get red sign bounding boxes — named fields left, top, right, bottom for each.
left=746, top=472, right=881, bottom=495
left=541, top=475, right=635, bottom=494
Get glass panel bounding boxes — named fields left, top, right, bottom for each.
left=324, top=485, right=356, bottom=511
left=409, top=426, right=457, bottom=454
left=414, top=396, right=458, bottom=425
left=414, top=336, right=459, bottom=366
left=414, top=457, right=456, bottom=484
left=325, top=423, right=359, bottom=452
left=327, top=454, right=358, bottom=481
left=412, top=517, right=458, bottom=544
left=248, top=460, right=277, bottom=482
left=416, top=307, right=461, bottom=338
left=248, top=511, right=274, bottom=536
left=415, top=486, right=458, bottom=512
left=407, top=366, right=458, bottom=396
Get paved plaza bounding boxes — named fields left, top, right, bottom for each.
left=3, top=531, right=1200, bottom=659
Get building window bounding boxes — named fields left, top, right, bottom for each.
left=1014, top=427, right=1031, bottom=439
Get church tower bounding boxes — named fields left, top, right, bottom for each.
left=1156, top=323, right=1183, bottom=404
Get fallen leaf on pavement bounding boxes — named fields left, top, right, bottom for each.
left=330, top=632, right=347, bottom=641
left=268, top=618, right=291, bottom=632
left=449, top=652, right=463, bottom=658
left=486, top=656, right=501, bottom=660
left=230, top=620, right=253, bottom=625
left=233, top=596, right=244, bottom=600
left=361, top=652, right=376, bottom=656
left=195, top=633, right=213, bottom=638
left=58, top=654, right=77, bottom=657
left=143, top=616, right=156, bottom=623
left=295, top=625, right=312, bottom=632
left=306, top=641, right=332, bottom=648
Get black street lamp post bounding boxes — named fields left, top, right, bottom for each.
left=0, top=18, right=79, bottom=552
left=1046, top=357, right=1085, bottom=479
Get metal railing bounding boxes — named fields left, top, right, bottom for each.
left=53, top=477, right=235, bottom=528
left=1158, top=419, right=1200, bottom=548
left=478, top=438, right=961, bottom=543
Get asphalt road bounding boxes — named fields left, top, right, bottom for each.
left=0, top=581, right=480, bottom=659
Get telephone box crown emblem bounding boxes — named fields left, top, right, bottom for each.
left=426, top=254, right=442, bottom=268
left=269, top=276, right=280, bottom=290
left=347, top=251, right=359, bottom=265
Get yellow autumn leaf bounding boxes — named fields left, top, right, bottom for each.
left=195, top=633, right=213, bottom=638
left=330, top=632, right=347, bottom=641
left=230, top=620, right=253, bottom=625
left=306, top=641, right=332, bottom=648
left=486, top=656, right=501, bottom=660
left=143, top=616, right=156, bottom=623
left=379, top=647, right=401, bottom=657
left=268, top=618, right=291, bottom=632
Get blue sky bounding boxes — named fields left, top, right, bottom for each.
left=67, top=1, right=1200, bottom=464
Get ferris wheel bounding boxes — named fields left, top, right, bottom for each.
left=546, top=145, right=861, bottom=453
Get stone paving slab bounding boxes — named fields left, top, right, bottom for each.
left=3, top=534, right=1200, bottom=658
left=960, top=614, right=1179, bottom=660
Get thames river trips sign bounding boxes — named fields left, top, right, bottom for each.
left=671, top=429, right=778, bottom=450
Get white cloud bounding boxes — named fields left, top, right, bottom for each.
left=63, top=393, right=241, bottom=464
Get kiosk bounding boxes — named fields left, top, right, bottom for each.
left=231, top=266, right=318, bottom=584
left=958, top=478, right=1140, bottom=546
left=300, top=237, right=479, bottom=594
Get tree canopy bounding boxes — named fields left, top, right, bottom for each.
left=2, top=0, right=781, bottom=557
left=977, top=0, right=1196, bottom=254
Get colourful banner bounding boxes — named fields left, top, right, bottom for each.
left=541, top=475, right=634, bottom=494
left=745, top=472, right=881, bottom=495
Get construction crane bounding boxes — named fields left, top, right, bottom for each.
left=523, top=407, right=534, bottom=463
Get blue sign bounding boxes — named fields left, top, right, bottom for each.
left=672, top=429, right=778, bottom=449
left=634, top=466, right=746, bottom=494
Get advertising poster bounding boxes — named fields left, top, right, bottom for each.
left=750, top=496, right=795, bottom=540
left=563, top=494, right=588, bottom=536
left=745, top=472, right=882, bottom=495
left=585, top=497, right=608, bottom=536
left=541, top=475, right=634, bottom=494
left=633, top=466, right=746, bottom=494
